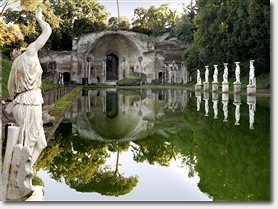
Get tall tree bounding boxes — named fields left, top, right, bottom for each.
left=183, top=0, right=270, bottom=77
left=132, top=4, right=178, bottom=36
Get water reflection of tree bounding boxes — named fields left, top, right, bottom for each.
left=182, top=96, right=270, bottom=201
left=35, top=124, right=138, bottom=197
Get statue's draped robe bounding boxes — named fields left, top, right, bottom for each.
left=7, top=52, right=46, bottom=149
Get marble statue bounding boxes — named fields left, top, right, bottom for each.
left=234, top=62, right=241, bottom=84
left=249, top=60, right=256, bottom=86
left=196, top=69, right=201, bottom=85
left=204, top=66, right=209, bottom=83
left=213, top=65, right=218, bottom=83
left=222, top=63, right=228, bottom=84
left=6, top=7, right=52, bottom=167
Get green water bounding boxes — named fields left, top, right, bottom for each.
left=36, top=88, right=270, bottom=201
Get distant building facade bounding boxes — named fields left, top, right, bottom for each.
left=39, top=30, right=189, bottom=85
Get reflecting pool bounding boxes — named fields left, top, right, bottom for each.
left=35, top=88, right=270, bottom=201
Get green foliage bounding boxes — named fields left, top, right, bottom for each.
left=1, top=58, right=12, bottom=97
left=132, top=4, right=178, bottom=36
left=108, top=16, right=130, bottom=31
left=184, top=0, right=270, bottom=76
left=0, top=20, right=24, bottom=48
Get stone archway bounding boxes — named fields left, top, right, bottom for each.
left=106, top=53, right=118, bottom=81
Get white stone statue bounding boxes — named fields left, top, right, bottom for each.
left=213, top=65, right=218, bottom=83
left=234, top=62, right=241, bottom=84
left=222, top=63, right=228, bottom=84
left=6, top=7, right=52, bottom=167
left=196, top=69, right=201, bottom=85
left=249, top=60, right=256, bottom=86
left=204, top=66, right=209, bottom=83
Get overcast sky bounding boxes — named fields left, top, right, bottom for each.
left=98, top=0, right=192, bottom=20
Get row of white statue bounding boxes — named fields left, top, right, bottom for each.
left=195, top=60, right=256, bottom=93
left=195, top=91, right=256, bottom=129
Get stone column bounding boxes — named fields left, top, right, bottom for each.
left=103, top=57, right=107, bottom=83
left=87, top=57, right=91, bottom=84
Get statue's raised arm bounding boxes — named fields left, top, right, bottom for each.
left=25, top=6, right=52, bottom=55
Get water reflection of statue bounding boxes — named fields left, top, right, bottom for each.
left=234, top=62, right=241, bottom=84
left=222, top=101, right=228, bottom=122
left=213, top=65, right=218, bottom=83
left=248, top=102, right=256, bottom=129
left=204, top=66, right=209, bottom=83
left=196, top=94, right=201, bottom=111
left=212, top=100, right=218, bottom=119
left=233, top=103, right=241, bottom=125
left=249, top=60, right=256, bottom=86
left=222, top=63, right=228, bottom=84
left=6, top=7, right=52, bottom=166
left=196, top=69, right=201, bottom=85
left=204, top=98, right=209, bottom=116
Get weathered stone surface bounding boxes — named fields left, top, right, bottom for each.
left=39, top=30, right=189, bottom=85
left=42, top=104, right=56, bottom=125
left=6, top=144, right=34, bottom=201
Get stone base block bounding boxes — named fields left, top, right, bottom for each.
left=222, top=93, right=229, bottom=101
left=203, top=82, right=209, bottom=91
left=233, top=83, right=241, bottom=94
left=195, top=84, right=202, bottom=91
left=247, top=85, right=256, bottom=94
left=222, top=83, right=229, bottom=92
left=212, top=83, right=218, bottom=92
left=233, top=94, right=241, bottom=103
left=212, top=92, right=218, bottom=100
left=247, top=95, right=256, bottom=103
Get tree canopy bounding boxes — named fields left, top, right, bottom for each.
left=183, top=0, right=270, bottom=76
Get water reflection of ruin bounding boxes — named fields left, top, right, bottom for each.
left=194, top=91, right=256, bottom=129
left=64, top=89, right=190, bottom=142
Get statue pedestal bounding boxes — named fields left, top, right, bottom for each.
left=233, top=94, right=241, bottom=103
left=247, top=85, right=256, bottom=94
left=212, top=92, right=218, bottom=100
left=203, top=82, right=209, bottom=91
left=247, top=95, right=256, bottom=103
left=233, top=83, right=241, bottom=94
left=212, top=82, right=218, bottom=92
left=195, top=84, right=202, bottom=91
left=222, top=83, right=229, bottom=93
